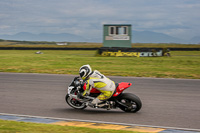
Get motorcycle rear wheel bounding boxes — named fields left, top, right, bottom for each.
left=118, top=93, right=142, bottom=113
left=65, top=94, right=87, bottom=109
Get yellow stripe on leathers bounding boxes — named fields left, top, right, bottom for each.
left=98, top=90, right=114, bottom=100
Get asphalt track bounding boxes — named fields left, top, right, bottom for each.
left=0, top=73, right=200, bottom=130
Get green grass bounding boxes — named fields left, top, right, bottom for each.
left=1, top=40, right=200, bottom=48
left=132, top=43, right=200, bottom=48
left=0, top=40, right=102, bottom=48
left=0, top=120, right=141, bottom=133
left=0, top=50, right=200, bottom=79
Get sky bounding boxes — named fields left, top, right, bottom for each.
left=0, top=0, right=200, bottom=40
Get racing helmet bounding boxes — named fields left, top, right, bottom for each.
left=79, top=64, right=92, bottom=80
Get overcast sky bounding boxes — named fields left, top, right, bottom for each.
left=0, top=0, right=199, bottom=40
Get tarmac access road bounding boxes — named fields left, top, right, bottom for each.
left=0, top=72, right=199, bottom=130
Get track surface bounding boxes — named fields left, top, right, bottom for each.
left=0, top=73, right=199, bottom=129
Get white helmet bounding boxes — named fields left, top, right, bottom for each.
left=79, top=64, right=92, bottom=80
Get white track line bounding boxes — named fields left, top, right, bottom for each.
left=0, top=113, right=199, bottom=132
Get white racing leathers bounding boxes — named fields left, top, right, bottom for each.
left=83, top=70, right=115, bottom=105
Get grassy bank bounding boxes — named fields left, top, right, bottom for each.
left=0, top=40, right=200, bottom=48
left=0, top=40, right=102, bottom=48
left=132, top=43, right=200, bottom=48
left=0, top=120, right=139, bottom=133
left=0, top=50, right=199, bottom=79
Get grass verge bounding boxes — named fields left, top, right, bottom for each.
left=0, top=50, right=199, bottom=79
left=0, top=40, right=200, bottom=48
left=0, top=120, right=142, bottom=133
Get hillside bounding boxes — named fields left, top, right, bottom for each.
left=0, top=31, right=199, bottom=44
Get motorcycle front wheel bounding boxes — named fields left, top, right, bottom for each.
left=118, top=93, right=142, bottom=113
left=65, top=94, right=87, bottom=109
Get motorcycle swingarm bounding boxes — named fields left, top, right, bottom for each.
left=115, top=100, right=129, bottom=108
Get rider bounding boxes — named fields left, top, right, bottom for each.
left=79, top=64, right=116, bottom=107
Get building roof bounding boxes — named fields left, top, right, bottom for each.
left=103, top=24, right=131, bottom=26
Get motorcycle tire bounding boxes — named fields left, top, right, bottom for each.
left=65, top=94, right=87, bottom=110
left=118, top=93, right=142, bottom=113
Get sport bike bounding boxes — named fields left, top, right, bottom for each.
left=65, top=77, right=142, bottom=113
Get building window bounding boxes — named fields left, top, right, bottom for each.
left=123, top=26, right=127, bottom=35
left=119, top=26, right=128, bottom=35
left=116, top=27, right=119, bottom=35
left=109, top=26, right=115, bottom=35
left=109, top=26, right=128, bottom=35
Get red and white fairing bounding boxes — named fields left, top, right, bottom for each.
left=83, top=82, right=132, bottom=97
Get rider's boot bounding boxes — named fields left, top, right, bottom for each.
left=88, top=99, right=111, bottom=110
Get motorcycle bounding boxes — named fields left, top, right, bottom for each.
left=65, top=77, right=142, bottom=113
